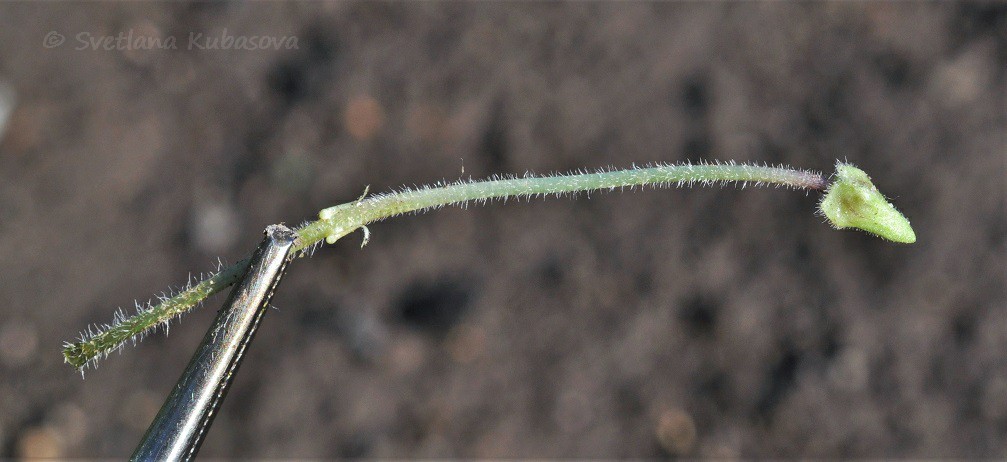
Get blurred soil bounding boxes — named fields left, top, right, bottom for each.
left=0, top=2, right=1004, bottom=458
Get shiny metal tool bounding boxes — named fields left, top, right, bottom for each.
left=132, top=224, right=297, bottom=461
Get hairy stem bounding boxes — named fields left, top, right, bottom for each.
left=64, top=161, right=825, bottom=369
left=305, top=162, right=825, bottom=245
left=63, top=260, right=251, bottom=369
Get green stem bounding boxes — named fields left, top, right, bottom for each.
left=64, top=161, right=825, bottom=369
left=305, top=162, right=825, bottom=245
left=63, top=260, right=251, bottom=369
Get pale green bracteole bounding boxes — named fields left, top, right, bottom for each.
left=818, top=163, right=916, bottom=244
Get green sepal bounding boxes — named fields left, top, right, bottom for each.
left=819, top=162, right=916, bottom=244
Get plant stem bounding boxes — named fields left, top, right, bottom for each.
left=304, top=162, right=826, bottom=245
left=64, top=161, right=825, bottom=369
left=63, top=260, right=251, bottom=369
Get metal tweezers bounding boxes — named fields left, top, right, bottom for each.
left=132, top=224, right=297, bottom=461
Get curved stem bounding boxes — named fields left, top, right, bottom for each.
left=304, top=162, right=824, bottom=246
left=64, top=161, right=825, bottom=369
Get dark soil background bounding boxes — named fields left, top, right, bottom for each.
left=0, top=2, right=1004, bottom=458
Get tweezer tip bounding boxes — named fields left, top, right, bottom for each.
left=265, top=224, right=297, bottom=244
